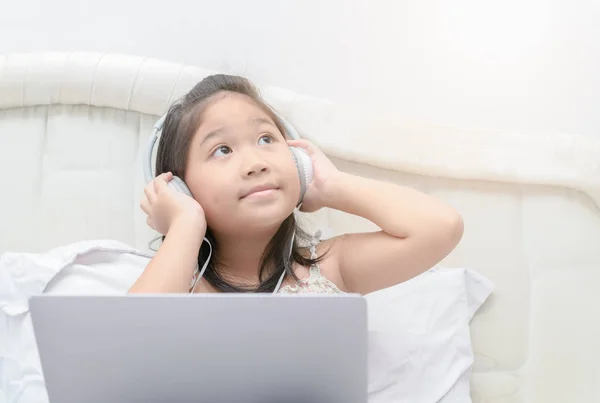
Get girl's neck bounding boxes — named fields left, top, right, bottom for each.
left=213, top=230, right=277, bottom=284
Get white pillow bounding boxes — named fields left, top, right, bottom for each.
left=365, top=267, right=493, bottom=402
left=0, top=241, right=492, bottom=403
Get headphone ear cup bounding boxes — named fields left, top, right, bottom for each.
left=289, top=146, right=313, bottom=205
left=168, top=176, right=193, bottom=198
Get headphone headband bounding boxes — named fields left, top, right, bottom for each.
left=143, top=118, right=164, bottom=184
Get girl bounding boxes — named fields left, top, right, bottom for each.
left=129, top=74, right=463, bottom=295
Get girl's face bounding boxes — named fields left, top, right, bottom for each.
left=184, top=92, right=301, bottom=236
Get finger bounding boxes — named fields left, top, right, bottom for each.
left=287, top=139, right=314, bottom=153
left=157, top=172, right=173, bottom=181
left=153, top=174, right=171, bottom=194
left=154, top=178, right=167, bottom=194
left=140, top=198, right=150, bottom=215
left=144, top=184, right=157, bottom=203
left=287, top=139, right=309, bottom=149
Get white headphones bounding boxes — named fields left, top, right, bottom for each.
left=143, top=106, right=314, bottom=294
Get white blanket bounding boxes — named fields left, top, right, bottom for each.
left=0, top=240, right=493, bottom=403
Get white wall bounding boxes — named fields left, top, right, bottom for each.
left=2, top=0, right=599, bottom=136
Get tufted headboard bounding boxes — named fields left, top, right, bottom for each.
left=1, top=52, right=600, bottom=402
left=0, top=52, right=339, bottom=255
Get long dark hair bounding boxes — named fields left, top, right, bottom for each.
left=155, top=74, right=324, bottom=293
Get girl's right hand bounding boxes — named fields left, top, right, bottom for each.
left=140, top=172, right=206, bottom=236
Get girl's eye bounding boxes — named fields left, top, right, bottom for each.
left=212, top=145, right=232, bottom=157
left=258, top=135, right=274, bottom=145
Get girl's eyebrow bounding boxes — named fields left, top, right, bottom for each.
left=199, top=127, right=227, bottom=147
left=249, top=117, right=276, bottom=127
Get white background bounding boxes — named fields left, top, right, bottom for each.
left=1, top=0, right=598, bottom=136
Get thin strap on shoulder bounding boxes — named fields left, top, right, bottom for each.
left=308, top=230, right=322, bottom=275
left=309, top=229, right=322, bottom=259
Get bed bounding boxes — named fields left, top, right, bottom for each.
left=1, top=52, right=599, bottom=402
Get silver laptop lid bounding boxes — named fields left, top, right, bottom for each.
left=30, top=294, right=368, bottom=403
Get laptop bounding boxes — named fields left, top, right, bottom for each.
left=29, top=294, right=368, bottom=403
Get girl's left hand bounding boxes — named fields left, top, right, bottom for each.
left=287, top=139, right=340, bottom=212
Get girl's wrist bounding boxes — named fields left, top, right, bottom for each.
left=170, top=213, right=207, bottom=243
left=321, top=171, right=353, bottom=210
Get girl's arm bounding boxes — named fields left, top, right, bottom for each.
left=323, top=172, right=464, bottom=295
left=128, top=215, right=204, bottom=293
